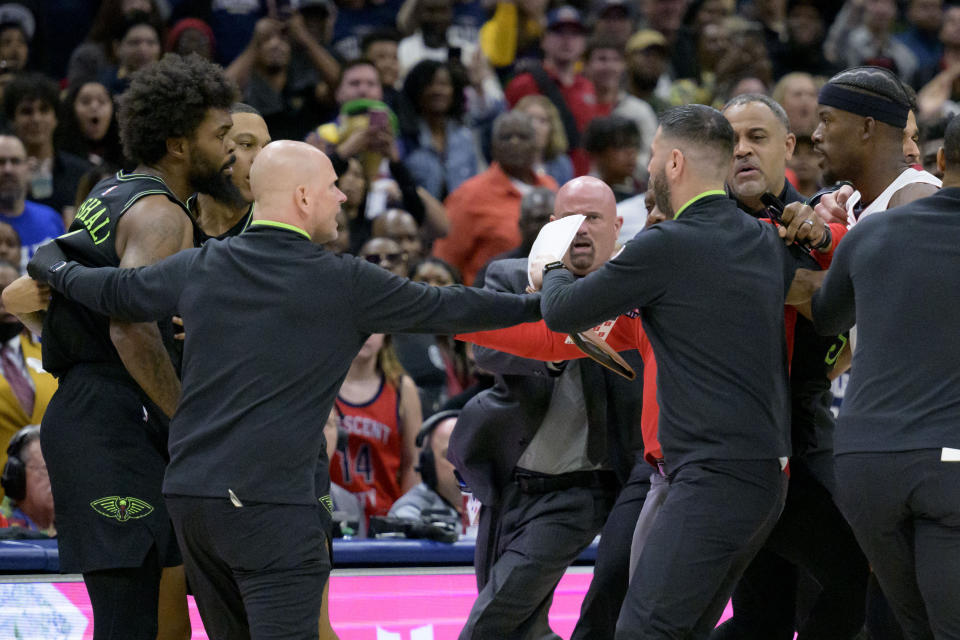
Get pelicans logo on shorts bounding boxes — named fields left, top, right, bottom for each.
left=90, top=496, right=155, bottom=522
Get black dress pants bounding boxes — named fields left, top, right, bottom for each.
left=836, top=450, right=960, bottom=640
left=572, top=461, right=650, bottom=640
left=461, top=480, right=614, bottom=640
left=616, top=459, right=787, bottom=640
left=166, top=496, right=331, bottom=640
left=711, top=458, right=869, bottom=640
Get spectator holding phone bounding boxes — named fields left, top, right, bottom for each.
left=226, top=10, right=340, bottom=140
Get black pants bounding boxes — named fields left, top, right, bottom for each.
left=711, top=458, right=869, bottom=640
left=836, top=450, right=960, bottom=640
left=616, top=459, right=787, bottom=640
left=572, top=462, right=650, bottom=640
left=166, top=496, right=331, bottom=640
left=82, top=545, right=162, bottom=640
left=460, top=480, right=614, bottom=640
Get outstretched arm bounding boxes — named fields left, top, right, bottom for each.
left=352, top=258, right=541, bottom=335
left=458, top=317, right=640, bottom=362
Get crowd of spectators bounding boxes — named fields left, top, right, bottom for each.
left=0, top=0, right=957, bottom=540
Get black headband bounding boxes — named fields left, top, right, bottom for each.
left=818, top=83, right=909, bottom=129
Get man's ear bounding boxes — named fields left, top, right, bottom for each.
left=166, top=137, right=188, bottom=162
left=862, top=117, right=875, bottom=142
left=294, top=184, right=310, bottom=217
left=667, top=148, right=684, bottom=181
left=784, top=132, right=796, bottom=162
left=937, top=147, right=946, bottom=175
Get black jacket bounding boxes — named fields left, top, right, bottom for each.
left=448, top=258, right=644, bottom=507
left=44, top=222, right=541, bottom=505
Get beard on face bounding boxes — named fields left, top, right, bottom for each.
left=0, top=177, right=23, bottom=210
left=652, top=166, right=674, bottom=218
left=191, top=153, right=247, bottom=209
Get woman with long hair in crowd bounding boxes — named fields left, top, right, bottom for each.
left=56, top=80, right=124, bottom=167
left=400, top=59, right=479, bottom=200
left=331, top=333, right=422, bottom=527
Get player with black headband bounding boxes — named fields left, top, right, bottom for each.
left=788, top=114, right=960, bottom=640
left=3, top=53, right=235, bottom=640
left=811, top=66, right=940, bottom=227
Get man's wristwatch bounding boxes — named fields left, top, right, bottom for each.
left=542, top=260, right=568, bottom=274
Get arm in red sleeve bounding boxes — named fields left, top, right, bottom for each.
left=457, top=315, right=641, bottom=361
left=813, top=222, right=848, bottom=269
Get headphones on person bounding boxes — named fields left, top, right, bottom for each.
left=1, top=424, right=40, bottom=502
left=415, top=410, right=459, bottom=491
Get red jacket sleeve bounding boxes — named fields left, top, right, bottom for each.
left=457, top=315, right=641, bottom=360
left=813, top=222, right=848, bottom=269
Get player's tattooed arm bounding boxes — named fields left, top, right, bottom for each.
left=110, top=196, right=194, bottom=418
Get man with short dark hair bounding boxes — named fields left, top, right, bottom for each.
left=584, top=115, right=643, bottom=201
left=472, top=187, right=553, bottom=289
left=372, top=208, right=423, bottom=262
left=505, top=6, right=598, bottom=176
left=362, top=29, right=403, bottom=109
left=713, top=93, right=870, bottom=640
left=4, top=53, right=236, bottom=640
left=3, top=73, right=90, bottom=221
left=534, top=104, right=795, bottom=640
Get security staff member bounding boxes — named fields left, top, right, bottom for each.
left=715, top=94, right=869, bottom=640
left=800, top=115, right=960, bottom=640
left=24, top=140, right=541, bottom=640
left=3, top=53, right=235, bottom=640
left=534, top=104, right=795, bottom=640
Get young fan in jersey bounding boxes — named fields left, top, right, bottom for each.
left=332, top=333, right=421, bottom=526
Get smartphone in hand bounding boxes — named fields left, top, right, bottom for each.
left=367, top=110, right=389, bottom=131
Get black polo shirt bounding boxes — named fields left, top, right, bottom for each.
left=542, top=191, right=795, bottom=473
left=812, top=187, right=960, bottom=454
left=45, top=220, right=541, bottom=505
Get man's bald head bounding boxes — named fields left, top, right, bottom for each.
left=555, top=176, right=617, bottom=217
left=372, top=208, right=422, bottom=260
left=250, top=140, right=345, bottom=242
left=552, top=176, right=622, bottom=275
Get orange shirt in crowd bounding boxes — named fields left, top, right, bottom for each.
left=432, top=163, right=556, bottom=286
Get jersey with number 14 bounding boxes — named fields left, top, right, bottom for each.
left=332, top=376, right=403, bottom=520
